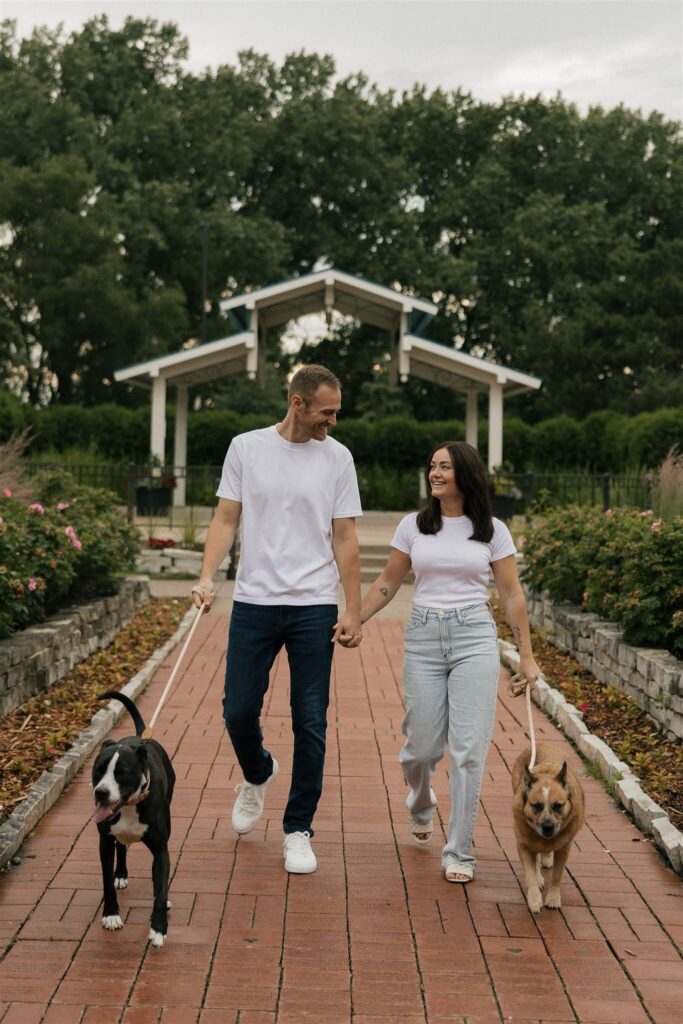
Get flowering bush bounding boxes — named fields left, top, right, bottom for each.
left=0, top=470, right=139, bottom=639
left=523, top=507, right=683, bottom=656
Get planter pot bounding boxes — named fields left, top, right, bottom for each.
left=136, top=486, right=172, bottom=515
left=491, top=495, right=517, bottom=519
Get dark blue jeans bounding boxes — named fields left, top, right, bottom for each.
left=224, top=600, right=337, bottom=836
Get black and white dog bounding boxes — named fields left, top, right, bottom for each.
left=92, top=691, right=175, bottom=948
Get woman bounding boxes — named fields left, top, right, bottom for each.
left=359, top=441, right=540, bottom=883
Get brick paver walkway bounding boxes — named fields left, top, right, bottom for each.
left=1, top=614, right=681, bottom=1024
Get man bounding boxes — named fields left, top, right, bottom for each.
left=192, top=364, right=362, bottom=873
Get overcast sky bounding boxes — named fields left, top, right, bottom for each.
left=4, top=0, right=682, bottom=121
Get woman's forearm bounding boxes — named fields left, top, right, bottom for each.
left=501, top=590, right=535, bottom=657
left=360, top=575, right=401, bottom=624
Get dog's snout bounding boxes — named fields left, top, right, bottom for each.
left=95, top=786, right=110, bottom=802
left=541, top=821, right=555, bottom=837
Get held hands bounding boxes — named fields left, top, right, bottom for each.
left=191, top=577, right=215, bottom=613
left=333, top=611, right=363, bottom=648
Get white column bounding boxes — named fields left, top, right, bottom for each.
left=173, top=383, right=188, bottom=507
left=398, top=311, right=410, bottom=382
left=246, top=304, right=258, bottom=379
left=150, top=374, right=167, bottom=469
left=466, top=390, right=478, bottom=448
left=487, top=381, right=504, bottom=471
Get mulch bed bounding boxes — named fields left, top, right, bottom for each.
left=0, top=598, right=187, bottom=827
left=492, top=600, right=683, bottom=829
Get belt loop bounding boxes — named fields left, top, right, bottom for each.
left=455, top=607, right=464, bottom=625
left=422, top=607, right=429, bottom=624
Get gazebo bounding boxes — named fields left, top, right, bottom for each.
left=114, top=269, right=541, bottom=505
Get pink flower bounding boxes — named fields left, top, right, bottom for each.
left=578, top=702, right=588, bottom=713
left=29, top=503, right=45, bottom=514
left=604, top=508, right=613, bottom=518
left=65, top=525, right=82, bottom=550
left=652, top=519, right=663, bottom=533
left=2, top=488, right=11, bottom=497
left=517, top=535, right=527, bottom=549
left=28, top=578, right=37, bottom=592
left=57, top=502, right=70, bottom=511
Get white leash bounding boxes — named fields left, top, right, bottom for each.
left=141, top=600, right=206, bottom=741
left=508, top=674, right=537, bottom=770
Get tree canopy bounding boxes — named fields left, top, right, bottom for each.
left=1, top=15, right=681, bottom=419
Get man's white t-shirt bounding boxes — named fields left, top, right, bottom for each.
left=216, top=425, right=362, bottom=605
left=391, top=512, right=516, bottom=609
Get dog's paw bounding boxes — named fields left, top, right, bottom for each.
left=544, top=888, right=562, bottom=909
left=540, top=852, right=554, bottom=869
left=102, top=914, right=123, bottom=930
left=526, top=889, right=543, bottom=914
left=114, top=876, right=128, bottom=890
left=149, top=929, right=166, bottom=948
left=536, top=871, right=545, bottom=889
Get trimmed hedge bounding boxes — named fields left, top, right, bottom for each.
left=523, top=507, right=683, bottom=657
left=4, top=391, right=683, bottom=471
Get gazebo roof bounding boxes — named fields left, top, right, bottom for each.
left=403, top=335, right=542, bottom=397
left=114, top=268, right=541, bottom=398
left=114, top=331, right=254, bottom=389
left=219, top=268, right=438, bottom=333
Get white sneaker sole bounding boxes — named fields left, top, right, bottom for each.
left=232, top=760, right=279, bottom=834
left=284, top=858, right=317, bottom=874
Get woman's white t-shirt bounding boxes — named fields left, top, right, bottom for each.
left=216, top=425, right=362, bottom=605
left=391, top=512, right=516, bottom=609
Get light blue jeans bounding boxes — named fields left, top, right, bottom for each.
left=400, top=601, right=500, bottom=875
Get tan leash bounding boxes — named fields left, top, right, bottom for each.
left=141, top=598, right=206, bottom=741
left=508, top=674, right=537, bottom=770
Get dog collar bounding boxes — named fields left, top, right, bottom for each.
left=128, top=774, right=151, bottom=806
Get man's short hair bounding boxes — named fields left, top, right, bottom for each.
left=288, top=364, right=341, bottom=403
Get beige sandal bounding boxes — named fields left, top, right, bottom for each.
left=409, top=815, right=433, bottom=843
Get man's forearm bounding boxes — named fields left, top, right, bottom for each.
left=200, top=516, right=237, bottom=581
left=333, top=535, right=361, bottom=614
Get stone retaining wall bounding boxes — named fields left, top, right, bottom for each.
left=0, top=578, right=150, bottom=716
left=523, top=583, right=682, bottom=741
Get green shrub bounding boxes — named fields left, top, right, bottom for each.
left=0, top=470, right=139, bottom=638
left=531, top=416, right=583, bottom=469
left=626, top=409, right=683, bottom=468
left=523, top=506, right=683, bottom=656
left=0, top=389, right=27, bottom=442
left=15, top=403, right=683, bottom=476
left=498, top=417, right=533, bottom=472
left=578, top=411, right=627, bottom=471
left=356, top=466, right=419, bottom=510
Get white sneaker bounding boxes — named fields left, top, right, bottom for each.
left=283, top=830, right=317, bottom=873
left=232, top=759, right=279, bottom=834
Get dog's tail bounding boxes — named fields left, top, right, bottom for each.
left=98, top=690, right=146, bottom=738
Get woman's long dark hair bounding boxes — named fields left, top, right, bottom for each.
left=416, top=440, right=494, bottom=542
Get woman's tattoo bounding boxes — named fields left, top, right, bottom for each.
left=513, top=624, right=522, bottom=647
left=380, top=586, right=389, bottom=597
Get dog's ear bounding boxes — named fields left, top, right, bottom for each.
left=524, top=764, right=535, bottom=793
left=555, top=761, right=569, bottom=789
left=136, top=744, right=148, bottom=764
left=101, top=739, right=116, bottom=749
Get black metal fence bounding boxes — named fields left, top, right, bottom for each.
left=28, top=461, right=655, bottom=521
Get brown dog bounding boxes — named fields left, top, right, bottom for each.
left=512, top=742, right=585, bottom=913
